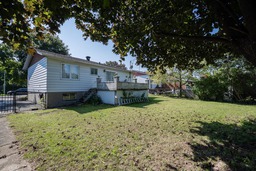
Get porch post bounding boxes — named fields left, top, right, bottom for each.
left=114, top=76, right=119, bottom=90
left=96, top=77, right=102, bottom=88
left=146, top=78, right=150, bottom=89
left=96, top=77, right=102, bottom=83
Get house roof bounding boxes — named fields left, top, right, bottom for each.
left=22, top=49, right=131, bottom=72
left=131, top=70, right=147, bottom=76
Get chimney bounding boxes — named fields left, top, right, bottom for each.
left=86, top=56, right=91, bottom=61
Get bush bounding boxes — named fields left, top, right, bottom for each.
left=88, top=94, right=102, bottom=105
left=193, top=75, right=228, bottom=101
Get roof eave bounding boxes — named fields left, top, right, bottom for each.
left=22, top=54, right=32, bottom=70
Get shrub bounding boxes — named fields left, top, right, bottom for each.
left=88, top=94, right=102, bottom=105
left=193, top=75, right=228, bottom=101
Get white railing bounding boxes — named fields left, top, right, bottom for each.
left=97, top=76, right=149, bottom=90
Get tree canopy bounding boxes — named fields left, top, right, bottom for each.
left=193, top=57, right=256, bottom=102
left=1, top=0, right=256, bottom=70
left=105, top=61, right=127, bottom=70
left=31, top=33, right=69, bottom=55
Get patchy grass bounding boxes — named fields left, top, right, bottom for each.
left=8, top=96, right=256, bottom=170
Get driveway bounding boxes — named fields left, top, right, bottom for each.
left=0, top=117, right=32, bottom=171
left=0, top=97, right=42, bottom=115
left=16, top=100, right=42, bottom=113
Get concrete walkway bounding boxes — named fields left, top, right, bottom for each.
left=0, top=117, right=32, bottom=171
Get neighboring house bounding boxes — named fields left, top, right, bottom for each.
left=131, top=70, right=157, bottom=89
left=149, top=81, right=194, bottom=98
left=23, top=49, right=149, bottom=108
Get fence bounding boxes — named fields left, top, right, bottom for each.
left=0, top=94, right=16, bottom=114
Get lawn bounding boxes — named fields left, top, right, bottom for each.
left=8, top=96, right=256, bottom=170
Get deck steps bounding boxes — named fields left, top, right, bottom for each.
left=82, top=88, right=97, bottom=103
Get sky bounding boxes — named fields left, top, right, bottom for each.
left=58, top=19, right=146, bottom=71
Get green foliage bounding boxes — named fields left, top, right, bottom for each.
left=87, top=94, right=102, bottom=105
left=31, top=33, right=69, bottom=55
left=122, top=90, right=134, bottom=99
left=193, top=75, right=228, bottom=101
left=105, top=61, right=127, bottom=70
left=1, top=0, right=256, bottom=70
left=150, top=67, right=170, bottom=85
left=194, top=57, right=256, bottom=102
left=150, top=66, right=194, bottom=97
left=0, top=44, right=27, bottom=90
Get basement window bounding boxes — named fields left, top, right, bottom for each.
left=63, top=93, right=76, bottom=101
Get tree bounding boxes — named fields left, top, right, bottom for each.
left=0, top=44, right=26, bottom=90
left=31, top=33, right=69, bottom=55
left=150, top=67, right=193, bottom=97
left=1, top=0, right=256, bottom=70
left=193, top=74, right=228, bottom=101
left=105, top=61, right=127, bottom=70
left=193, top=57, right=256, bottom=102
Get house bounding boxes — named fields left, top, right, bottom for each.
left=22, top=49, right=149, bottom=108
left=131, top=70, right=158, bottom=89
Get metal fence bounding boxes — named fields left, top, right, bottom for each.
left=0, top=94, right=16, bottom=114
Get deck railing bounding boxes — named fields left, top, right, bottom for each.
left=97, top=76, right=149, bottom=90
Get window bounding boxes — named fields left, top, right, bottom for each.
left=62, top=64, right=70, bottom=78
left=106, top=71, right=115, bottom=81
left=71, top=65, right=79, bottom=79
left=63, top=93, right=76, bottom=101
left=62, top=64, right=79, bottom=79
left=91, top=68, right=98, bottom=75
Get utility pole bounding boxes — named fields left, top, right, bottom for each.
left=3, top=71, right=6, bottom=94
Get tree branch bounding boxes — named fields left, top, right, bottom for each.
left=154, top=31, right=231, bottom=44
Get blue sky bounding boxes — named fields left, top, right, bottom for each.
left=58, top=19, right=145, bottom=71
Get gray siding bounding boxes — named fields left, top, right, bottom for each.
left=28, top=57, right=47, bottom=92
left=47, top=58, right=130, bottom=92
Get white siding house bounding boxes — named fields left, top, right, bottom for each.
left=23, top=49, right=148, bottom=107
left=27, top=57, right=47, bottom=92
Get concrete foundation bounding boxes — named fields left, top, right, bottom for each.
left=28, top=92, right=84, bottom=108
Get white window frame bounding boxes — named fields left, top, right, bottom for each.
left=61, top=63, right=79, bottom=80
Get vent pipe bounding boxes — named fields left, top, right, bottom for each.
left=86, top=56, right=91, bottom=61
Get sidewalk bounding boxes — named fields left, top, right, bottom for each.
left=0, top=117, right=32, bottom=171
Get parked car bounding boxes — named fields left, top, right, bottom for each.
left=7, top=88, right=27, bottom=95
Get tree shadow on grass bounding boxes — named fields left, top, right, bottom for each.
left=65, top=96, right=163, bottom=114
left=190, top=119, right=256, bottom=170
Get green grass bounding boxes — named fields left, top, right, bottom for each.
left=8, top=96, right=256, bottom=170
